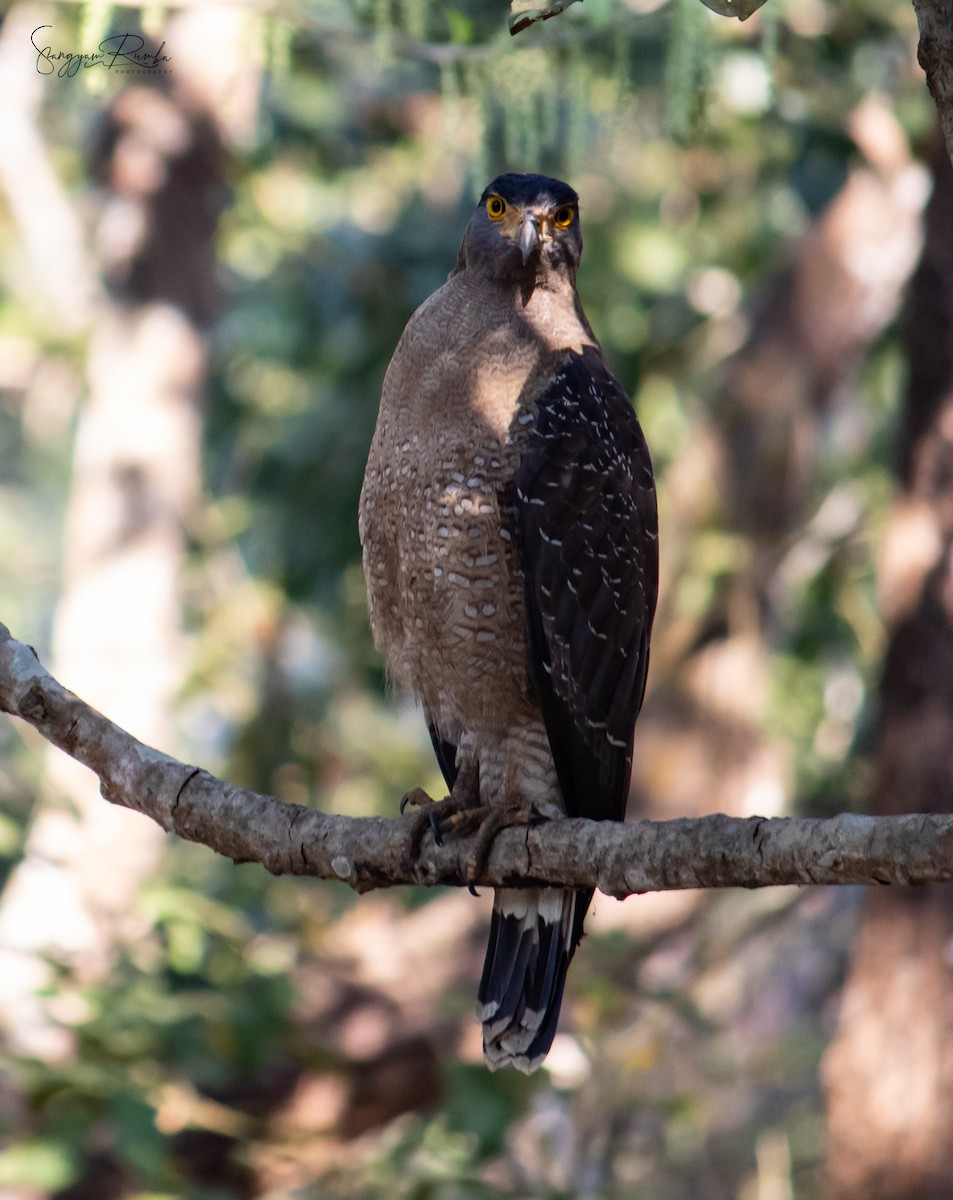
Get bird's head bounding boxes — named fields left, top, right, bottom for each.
left=456, top=173, right=583, bottom=283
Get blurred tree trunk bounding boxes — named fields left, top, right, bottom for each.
left=718, top=97, right=925, bottom=540
left=0, top=6, right=247, bottom=1058
left=632, top=98, right=926, bottom=831
left=823, top=139, right=953, bottom=1199
left=912, top=0, right=953, bottom=169
left=0, top=7, right=99, bottom=330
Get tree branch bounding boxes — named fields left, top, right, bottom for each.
left=4, top=620, right=953, bottom=899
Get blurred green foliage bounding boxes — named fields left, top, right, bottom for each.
left=0, top=0, right=937, bottom=1195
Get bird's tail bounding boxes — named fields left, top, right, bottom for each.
left=475, top=886, right=591, bottom=1073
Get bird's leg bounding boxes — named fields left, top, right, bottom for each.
left=400, top=760, right=482, bottom=865
left=464, top=795, right=562, bottom=885
left=401, top=771, right=561, bottom=888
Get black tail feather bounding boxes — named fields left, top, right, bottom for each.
left=476, top=887, right=591, bottom=1072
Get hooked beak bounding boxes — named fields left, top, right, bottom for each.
left=517, top=215, right=540, bottom=264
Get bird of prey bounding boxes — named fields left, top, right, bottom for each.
left=359, top=173, right=658, bottom=1073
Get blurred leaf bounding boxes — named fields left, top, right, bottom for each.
left=697, top=0, right=768, bottom=20
left=0, top=1140, right=76, bottom=1190
left=444, top=8, right=475, bottom=43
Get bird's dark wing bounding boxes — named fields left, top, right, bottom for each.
left=427, top=720, right=459, bottom=792
left=515, top=344, right=658, bottom=825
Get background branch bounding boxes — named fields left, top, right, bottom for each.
left=4, top=621, right=953, bottom=900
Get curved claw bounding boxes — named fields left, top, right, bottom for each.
left=429, top=807, right=444, bottom=847
left=400, top=787, right=432, bottom=816
left=467, top=883, right=479, bottom=897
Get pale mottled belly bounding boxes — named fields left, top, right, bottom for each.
left=361, top=431, right=534, bottom=742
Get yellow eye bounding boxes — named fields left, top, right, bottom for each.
left=486, top=195, right=506, bottom=220
left=553, top=205, right=575, bottom=229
